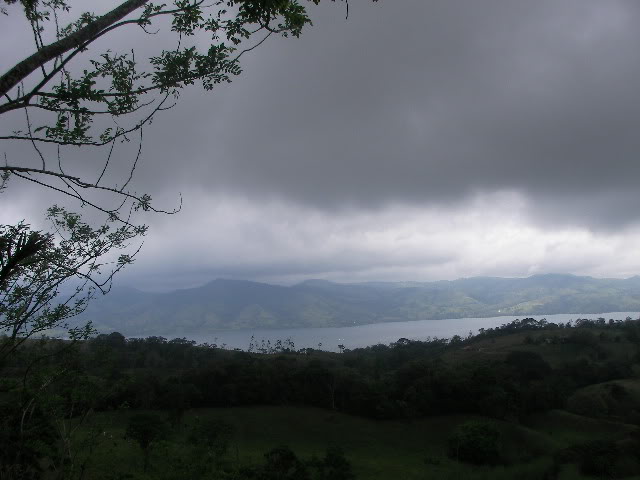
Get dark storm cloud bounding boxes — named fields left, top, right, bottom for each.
left=133, top=0, right=640, bottom=229
left=4, top=0, right=640, bottom=288
left=5, top=0, right=640, bottom=228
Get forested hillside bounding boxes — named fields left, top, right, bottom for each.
left=2, top=317, right=640, bottom=479
left=78, top=274, right=640, bottom=334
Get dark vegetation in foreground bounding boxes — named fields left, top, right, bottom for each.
left=2, top=317, right=640, bottom=479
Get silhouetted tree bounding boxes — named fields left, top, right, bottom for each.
left=448, top=421, right=501, bottom=465
left=126, top=413, right=167, bottom=472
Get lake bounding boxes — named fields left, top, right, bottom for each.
left=186, top=311, right=640, bottom=352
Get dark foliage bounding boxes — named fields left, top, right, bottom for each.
left=447, top=421, right=502, bottom=465
left=259, top=445, right=310, bottom=480
left=309, top=446, right=356, bottom=480
left=126, top=412, right=167, bottom=472
left=0, top=316, right=639, bottom=478
left=11, top=316, right=632, bottom=424
left=0, top=400, right=57, bottom=479
left=555, top=440, right=624, bottom=478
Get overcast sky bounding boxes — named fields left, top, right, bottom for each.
left=3, top=0, right=640, bottom=291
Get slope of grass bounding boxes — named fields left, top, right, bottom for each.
left=77, top=406, right=638, bottom=480
left=566, top=379, right=640, bottom=422
left=522, top=409, right=636, bottom=446
left=442, top=328, right=637, bottom=367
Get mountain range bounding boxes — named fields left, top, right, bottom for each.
left=75, top=274, right=640, bottom=336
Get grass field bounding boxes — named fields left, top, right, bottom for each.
left=79, top=406, right=639, bottom=480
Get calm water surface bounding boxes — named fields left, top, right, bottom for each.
left=185, top=312, right=639, bottom=352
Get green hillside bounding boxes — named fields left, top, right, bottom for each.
left=3, top=318, right=640, bottom=479
left=83, top=406, right=638, bottom=480
left=78, top=274, right=640, bottom=334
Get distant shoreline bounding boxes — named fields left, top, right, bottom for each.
left=121, top=311, right=640, bottom=352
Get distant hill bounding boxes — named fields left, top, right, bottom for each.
left=77, top=274, right=640, bottom=335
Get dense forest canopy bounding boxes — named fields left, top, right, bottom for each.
left=2, top=316, right=640, bottom=478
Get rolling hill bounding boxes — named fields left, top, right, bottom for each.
left=75, top=274, right=640, bottom=335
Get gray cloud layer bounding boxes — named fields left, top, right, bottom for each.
left=144, top=0, right=640, bottom=229
left=3, top=0, right=640, bottom=288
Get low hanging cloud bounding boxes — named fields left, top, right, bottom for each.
left=115, top=190, right=640, bottom=291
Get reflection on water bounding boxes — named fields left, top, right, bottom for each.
left=182, top=312, right=639, bottom=352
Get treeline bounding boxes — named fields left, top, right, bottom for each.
left=9, top=317, right=639, bottom=422
left=474, top=315, right=640, bottom=339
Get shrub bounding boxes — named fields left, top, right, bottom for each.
left=578, top=440, right=619, bottom=477
left=188, top=417, right=235, bottom=459
left=260, top=445, right=309, bottom=480
left=311, top=446, right=355, bottom=480
left=126, top=413, right=167, bottom=472
left=447, top=421, right=501, bottom=465
left=555, top=440, right=621, bottom=478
